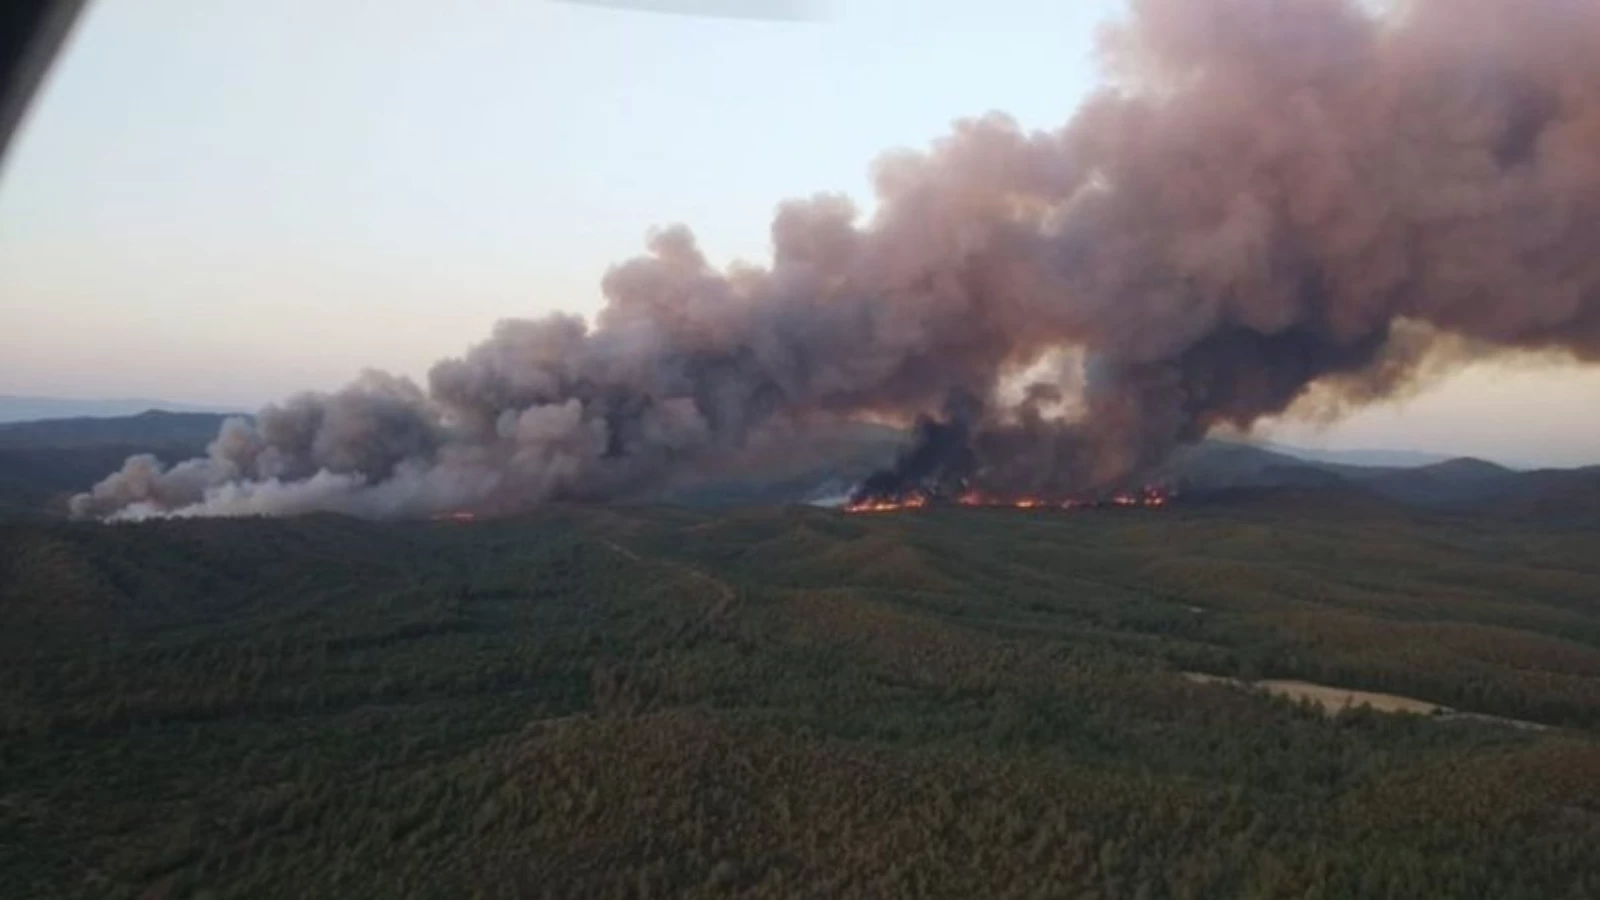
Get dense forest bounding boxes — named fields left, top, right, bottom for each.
left=2, top=499, right=1598, bottom=898
left=0, top=412, right=225, bottom=520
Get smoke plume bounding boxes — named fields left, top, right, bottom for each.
left=75, top=0, right=1600, bottom=519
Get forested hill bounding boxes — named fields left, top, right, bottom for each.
left=0, top=411, right=233, bottom=520
left=3, top=501, right=1597, bottom=898
left=4, top=407, right=1600, bottom=521
left=0, top=409, right=234, bottom=449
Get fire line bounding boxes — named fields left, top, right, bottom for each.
left=844, top=488, right=1172, bottom=515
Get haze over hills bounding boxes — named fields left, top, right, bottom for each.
left=0, top=394, right=244, bottom=424
left=0, top=409, right=1594, bottom=521
left=0, top=409, right=240, bottom=449
left=0, top=411, right=235, bottom=520
left=1242, top=442, right=1465, bottom=470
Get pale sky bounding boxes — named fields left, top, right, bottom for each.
left=1, top=0, right=1597, bottom=467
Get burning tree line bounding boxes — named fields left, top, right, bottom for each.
left=843, top=486, right=1171, bottom=515
left=841, top=403, right=1176, bottom=512
left=71, top=0, right=1600, bottom=521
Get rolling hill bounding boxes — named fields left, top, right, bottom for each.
left=2, top=502, right=1597, bottom=897
left=0, top=409, right=237, bottom=450
left=0, top=411, right=234, bottom=519
left=2, top=410, right=1597, bottom=896
left=0, top=410, right=1595, bottom=522
left=0, top=394, right=243, bottom=423
left=1167, top=442, right=1600, bottom=516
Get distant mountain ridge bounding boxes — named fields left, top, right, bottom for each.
left=0, top=410, right=238, bottom=450
left=0, top=409, right=1594, bottom=522
left=1165, top=441, right=1597, bottom=519
left=1249, top=441, right=1465, bottom=469
left=0, top=394, right=246, bottom=424
left=0, top=411, right=236, bottom=519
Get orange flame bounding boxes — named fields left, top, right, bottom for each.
left=845, top=486, right=1173, bottom=514
left=843, top=494, right=930, bottom=514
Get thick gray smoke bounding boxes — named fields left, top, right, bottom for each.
left=74, top=0, right=1600, bottom=519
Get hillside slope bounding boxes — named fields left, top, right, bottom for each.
left=0, top=410, right=1593, bottom=522
left=0, top=412, right=232, bottom=520
left=0, top=396, right=241, bottom=423
left=3, top=503, right=1598, bottom=898
left=0, top=410, right=234, bottom=450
